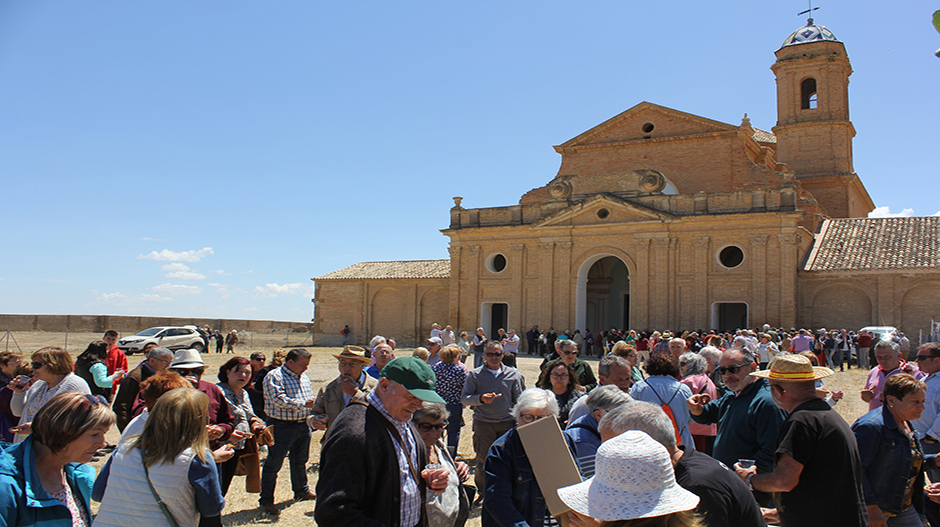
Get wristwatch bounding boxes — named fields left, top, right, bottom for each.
left=746, top=472, right=755, bottom=490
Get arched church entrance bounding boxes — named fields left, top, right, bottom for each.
left=576, top=255, right=630, bottom=335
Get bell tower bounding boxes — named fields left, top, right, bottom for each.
left=771, top=19, right=873, bottom=218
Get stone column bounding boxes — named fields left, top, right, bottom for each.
left=467, top=245, right=480, bottom=329
left=510, top=244, right=525, bottom=332
left=537, top=242, right=556, bottom=328
left=777, top=234, right=799, bottom=329
left=691, top=236, right=709, bottom=329
left=557, top=241, right=573, bottom=330
left=652, top=238, right=670, bottom=329
left=667, top=237, right=678, bottom=329
left=749, top=234, right=768, bottom=326
left=633, top=237, right=651, bottom=331
left=448, top=246, right=461, bottom=328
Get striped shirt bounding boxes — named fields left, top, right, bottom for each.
left=262, top=364, right=315, bottom=422
left=367, top=390, right=422, bottom=527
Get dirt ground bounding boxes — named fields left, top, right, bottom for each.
left=4, top=331, right=874, bottom=526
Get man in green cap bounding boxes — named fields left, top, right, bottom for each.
left=316, top=356, right=448, bottom=527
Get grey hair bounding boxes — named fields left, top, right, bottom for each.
left=370, top=335, right=387, bottom=349
left=598, top=355, right=631, bottom=377
left=875, top=339, right=900, bottom=354
left=555, top=338, right=576, bottom=351
left=585, top=385, right=633, bottom=415
left=148, top=347, right=174, bottom=361
left=598, top=401, right=676, bottom=448
left=413, top=402, right=450, bottom=423
left=678, top=352, right=707, bottom=376
left=732, top=336, right=748, bottom=349
left=511, top=388, right=559, bottom=421
left=699, top=346, right=722, bottom=365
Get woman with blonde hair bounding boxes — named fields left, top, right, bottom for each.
left=0, top=391, right=115, bottom=527
left=93, top=387, right=225, bottom=527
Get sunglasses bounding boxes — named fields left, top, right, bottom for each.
left=417, top=422, right=446, bottom=432
left=484, top=352, right=503, bottom=357
left=917, top=355, right=938, bottom=361
left=173, top=367, right=205, bottom=376
left=716, top=364, right=749, bottom=375
left=560, top=350, right=578, bottom=356
left=550, top=372, right=569, bottom=379
left=30, top=361, right=45, bottom=370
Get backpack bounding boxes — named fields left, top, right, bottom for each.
left=74, top=354, right=110, bottom=399
left=645, top=381, right=684, bottom=446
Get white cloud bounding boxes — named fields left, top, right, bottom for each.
left=207, top=282, right=231, bottom=299
left=140, top=237, right=163, bottom=241
left=209, top=269, right=231, bottom=276
left=159, top=263, right=206, bottom=280
left=94, top=291, right=173, bottom=305
left=868, top=206, right=915, bottom=218
left=152, top=283, right=201, bottom=296
left=253, top=282, right=306, bottom=297
left=138, top=247, right=214, bottom=262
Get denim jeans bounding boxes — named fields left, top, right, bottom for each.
left=445, top=402, right=463, bottom=457
left=260, top=420, right=311, bottom=503
left=886, top=506, right=925, bottom=527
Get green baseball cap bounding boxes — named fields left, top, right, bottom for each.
left=380, top=357, right=446, bottom=403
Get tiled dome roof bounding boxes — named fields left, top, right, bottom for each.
left=781, top=19, right=840, bottom=48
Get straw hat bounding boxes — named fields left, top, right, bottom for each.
left=332, top=346, right=371, bottom=363
left=557, top=430, right=699, bottom=521
left=169, top=348, right=205, bottom=369
left=750, top=353, right=832, bottom=381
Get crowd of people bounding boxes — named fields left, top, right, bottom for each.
left=1, top=323, right=939, bottom=527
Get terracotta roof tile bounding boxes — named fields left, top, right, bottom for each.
left=314, top=259, right=450, bottom=281
left=804, top=217, right=940, bottom=271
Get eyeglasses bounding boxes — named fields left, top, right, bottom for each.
left=716, top=364, right=749, bottom=375
left=30, top=361, right=45, bottom=370
left=519, top=413, right=548, bottom=424
left=550, top=372, right=569, bottom=379
left=82, top=394, right=101, bottom=407
left=173, top=367, right=205, bottom=376
left=560, top=350, right=578, bottom=356
left=338, top=360, right=362, bottom=368
left=917, top=355, right=938, bottom=361
left=417, top=422, right=446, bottom=432
left=769, top=384, right=786, bottom=394
left=484, top=352, right=503, bottom=357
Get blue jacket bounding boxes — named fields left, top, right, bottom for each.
left=690, top=377, right=785, bottom=473
left=852, top=406, right=932, bottom=516
left=0, top=437, right=96, bottom=527
left=482, top=427, right=546, bottom=527
left=563, top=413, right=602, bottom=478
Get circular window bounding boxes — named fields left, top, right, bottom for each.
left=642, top=122, right=655, bottom=133
left=597, top=208, right=610, bottom=219
left=718, top=246, right=745, bottom=268
left=487, top=253, right=507, bottom=273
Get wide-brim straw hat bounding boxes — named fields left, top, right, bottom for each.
left=332, top=346, right=371, bottom=363
left=557, top=430, right=699, bottom=521
left=750, top=353, right=832, bottom=381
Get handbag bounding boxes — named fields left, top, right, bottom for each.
left=258, top=425, right=275, bottom=447
left=143, top=462, right=181, bottom=527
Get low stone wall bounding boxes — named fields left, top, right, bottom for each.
left=0, top=314, right=312, bottom=334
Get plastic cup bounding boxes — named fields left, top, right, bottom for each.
left=738, top=459, right=755, bottom=470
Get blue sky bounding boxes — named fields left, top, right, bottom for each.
left=1, top=1, right=937, bottom=323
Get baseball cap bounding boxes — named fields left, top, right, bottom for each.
left=381, top=357, right=445, bottom=403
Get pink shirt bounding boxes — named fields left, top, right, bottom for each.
left=681, top=373, right=717, bottom=436
left=865, top=361, right=926, bottom=411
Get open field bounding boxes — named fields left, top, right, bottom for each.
left=5, top=331, right=875, bottom=526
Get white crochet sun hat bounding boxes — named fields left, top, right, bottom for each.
left=557, top=430, right=699, bottom=521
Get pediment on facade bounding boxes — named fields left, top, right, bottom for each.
left=532, top=194, right=673, bottom=228
left=556, top=102, right=736, bottom=150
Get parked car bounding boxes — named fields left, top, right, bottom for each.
left=117, top=326, right=207, bottom=355
left=859, top=326, right=899, bottom=347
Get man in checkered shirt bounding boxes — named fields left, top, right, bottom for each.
left=259, top=348, right=317, bottom=515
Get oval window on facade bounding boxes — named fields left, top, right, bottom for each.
left=487, top=253, right=507, bottom=273
left=717, top=245, right=745, bottom=269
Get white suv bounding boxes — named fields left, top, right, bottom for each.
left=118, top=326, right=207, bottom=355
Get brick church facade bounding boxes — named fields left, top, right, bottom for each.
left=313, top=20, right=940, bottom=347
